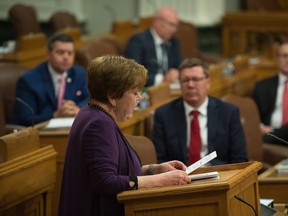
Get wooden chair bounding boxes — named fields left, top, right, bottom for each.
left=125, top=134, right=157, bottom=165
left=221, top=94, right=288, bottom=169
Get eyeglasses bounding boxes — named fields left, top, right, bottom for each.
left=180, top=77, right=207, bottom=84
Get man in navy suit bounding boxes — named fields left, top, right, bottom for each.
left=125, top=6, right=182, bottom=87
left=253, top=39, right=288, bottom=145
left=10, top=33, right=89, bottom=126
left=152, top=58, right=248, bottom=165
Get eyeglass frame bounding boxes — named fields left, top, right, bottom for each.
left=179, top=76, right=207, bottom=85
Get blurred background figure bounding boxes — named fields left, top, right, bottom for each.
left=125, top=6, right=182, bottom=87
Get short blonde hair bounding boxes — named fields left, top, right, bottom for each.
left=87, top=55, right=147, bottom=103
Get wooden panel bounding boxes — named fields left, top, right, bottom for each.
left=258, top=164, right=288, bottom=203
left=0, top=130, right=57, bottom=216
left=118, top=162, right=262, bottom=216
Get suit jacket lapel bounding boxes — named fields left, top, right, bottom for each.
left=207, top=97, right=218, bottom=153
left=269, top=76, right=279, bottom=112
left=43, top=65, right=57, bottom=108
left=174, top=99, right=188, bottom=160
left=146, top=30, right=157, bottom=64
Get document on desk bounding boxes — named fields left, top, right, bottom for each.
left=185, top=151, right=217, bottom=175
left=44, top=117, right=75, bottom=129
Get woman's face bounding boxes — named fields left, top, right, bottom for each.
left=114, top=88, right=142, bottom=122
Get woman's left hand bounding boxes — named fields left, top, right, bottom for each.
left=156, top=160, right=187, bottom=174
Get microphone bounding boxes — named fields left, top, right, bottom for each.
left=16, top=97, right=34, bottom=127
left=267, top=132, right=288, bottom=145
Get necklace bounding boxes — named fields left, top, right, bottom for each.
left=88, top=101, right=114, bottom=121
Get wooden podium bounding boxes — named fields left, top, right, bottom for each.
left=117, top=161, right=262, bottom=216
left=0, top=127, right=57, bottom=216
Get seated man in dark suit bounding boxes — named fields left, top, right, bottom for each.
left=152, top=58, right=248, bottom=165
left=253, top=38, right=288, bottom=146
left=125, top=6, right=182, bottom=87
left=10, top=33, right=89, bottom=126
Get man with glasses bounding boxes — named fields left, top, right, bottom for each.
left=152, top=58, right=248, bottom=165
left=253, top=39, right=288, bottom=145
left=125, top=6, right=182, bottom=87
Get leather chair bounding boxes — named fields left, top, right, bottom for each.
left=0, top=93, right=5, bottom=136
left=8, top=4, right=41, bottom=38
left=0, top=62, right=28, bottom=133
left=221, top=94, right=288, bottom=169
left=124, top=134, right=157, bottom=165
left=147, top=82, right=171, bottom=108
left=49, top=11, right=80, bottom=32
left=75, top=39, right=119, bottom=68
left=175, top=21, right=225, bottom=64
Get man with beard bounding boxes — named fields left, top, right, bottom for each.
left=10, top=33, right=89, bottom=126
left=152, top=58, right=248, bottom=166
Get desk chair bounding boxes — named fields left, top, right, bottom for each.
left=221, top=94, right=288, bottom=169
left=75, top=39, right=119, bottom=68
left=49, top=11, right=80, bottom=32
left=147, top=82, right=171, bottom=107
left=175, top=21, right=225, bottom=64
left=8, top=3, right=41, bottom=38
left=125, top=134, right=157, bottom=165
left=145, top=82, right=172, bottom=139
left=0, top=63, right=27, bottom=134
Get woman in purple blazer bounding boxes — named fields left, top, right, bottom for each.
left=58, top=55, right=191, bottom=216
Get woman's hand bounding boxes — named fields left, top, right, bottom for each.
left=155, top=160, right=187, bottom=174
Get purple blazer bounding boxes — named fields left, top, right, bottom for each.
left=58, top=105, right=142, bottom=216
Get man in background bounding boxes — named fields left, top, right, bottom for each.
left=253, top=38, right=288, bottom=145
left=125, top=6, right=182, bottom=87
left=10, top=33, right=89, bottom=126
left=152, top=58, right=248, bottom=165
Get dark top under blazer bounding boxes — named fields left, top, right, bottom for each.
left=58, top=105, right=142, bottom=216
left=10, top=62, right=89, bottom=126
left=125, top=29, right=182, bottom=86
left=152, top=97, right=248, bottom=165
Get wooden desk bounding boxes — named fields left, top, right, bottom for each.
left=258, top=163, right=288, bottom=203
left=118, top=162, right=262, bottom=216
left=222, top=11, right=288, bottom=58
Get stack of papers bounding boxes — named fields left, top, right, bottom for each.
left=186, top=151, right=220, bottom=181
left=275, top=159, right=288, bottom=173
left=43, top=117, right=75, bottom=129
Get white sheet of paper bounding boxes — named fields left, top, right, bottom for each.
left=185, top=151, right=217, bottom=175
left=44, top=117, right=75, bottom=129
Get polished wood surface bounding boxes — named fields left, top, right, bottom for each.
left=258, top=162, right=288, bottom=203
left=118, top=162, right=262, bottom=216
left=0, top=128, right=57, bottom=216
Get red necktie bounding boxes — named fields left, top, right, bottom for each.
left=189, top=110, right=201, bottom=164
left=282, top=79, right=288, bottom=126
left=58, top=75, right=66, bottom=109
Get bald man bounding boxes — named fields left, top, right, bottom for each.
left=125, top=6, right=182, bottom=87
